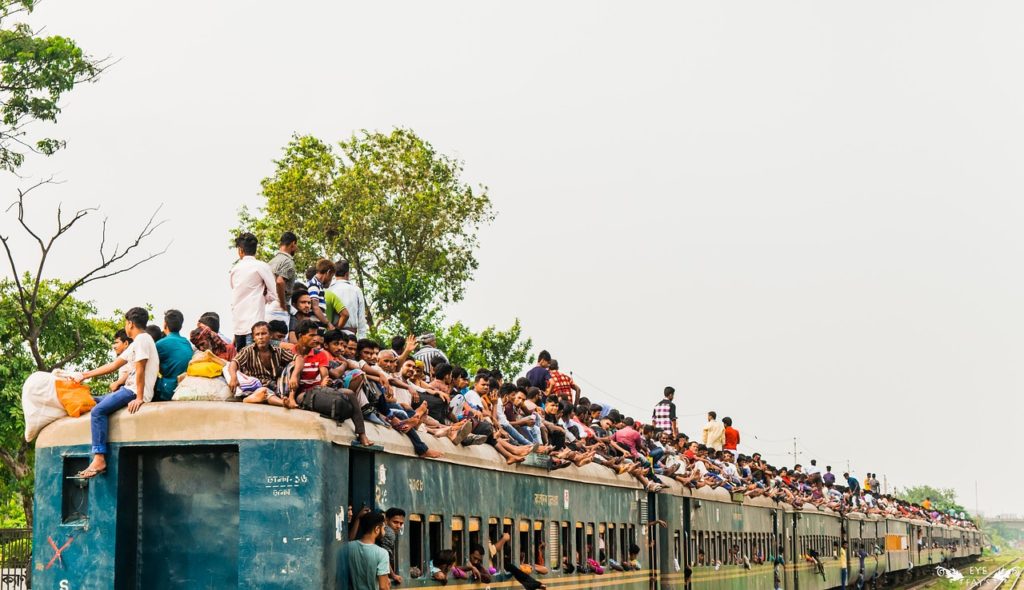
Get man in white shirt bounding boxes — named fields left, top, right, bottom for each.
left=71, top=307, right=159, bottom=478
left=230, top=232, right=277, bottom=351
left=807, top=459, right=820, bottom=477
left=328, top=259, right=368, bottom=338
left=701, top=410, right=725, bottom=451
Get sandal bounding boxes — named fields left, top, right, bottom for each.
left=75, top=467, right=106, bottom=479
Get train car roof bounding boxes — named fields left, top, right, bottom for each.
left=35, top=401, right=646, bottom=490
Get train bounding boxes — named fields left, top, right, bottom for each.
left=29, top=402, right=982, bottom=589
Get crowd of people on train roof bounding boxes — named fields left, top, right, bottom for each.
left=65, top=231, right=974, bottom=528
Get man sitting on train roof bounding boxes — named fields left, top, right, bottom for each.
left=68, top=307, right=159, bottom=479
left=226, top=320, right=293, bottom=407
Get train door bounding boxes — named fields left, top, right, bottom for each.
left=348, top=448, right=376, bottom=512
left=683, top=498, right=693, bottom=590
left=643, top=493, right=658, bottom=589
left=114, top=445, right=240, bottom=590
left=790, top=512, right=800, bottom=590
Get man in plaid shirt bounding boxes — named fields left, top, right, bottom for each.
left=652, top=386, right=678, bottom=438
left=545, top=359, right=580, bottom=404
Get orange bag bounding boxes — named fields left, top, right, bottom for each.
left=55, top=380, right=96, bottom=417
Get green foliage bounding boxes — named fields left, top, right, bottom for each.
left=238, top=129, right=494, bottom=335
left=0, top=278, right=116, bottom=525
left=434, top=319, right=532, bottom=379
left=895, top=485, right=970, bottom=517
left=0, top=0, right=104, bottom=171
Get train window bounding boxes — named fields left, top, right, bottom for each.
left=673, top=531, right=681, bottom=569
left=586, top=523, right=596, bottom=561
left=62, top=456, right=90, bottom=524
left=561, top=522, right=571, bottom=569
left=621, top=525, right=629, bottom=563
left=575, top=522, right=584, bottom=566
left=469, top=517, right=481, bottom=554
left=696, top=531, right=705, bottom=565
left=688, top=532, right=696, bottom=567
left=608, top=524, right=617, bottom=565
left=598, top=523, right=607, bottom=564
left=533, top=521, right=545, bottom=566
left=502, top=518, right=514, bottom=566
left=628, top=524, right=636, bottom=552
left=452, top=516, right=465, bottom=564
left=429, top=515, right=443, bottom=566
left=548, top=522, right=560, bottom=568
left=519, top=520, right=532, bottom=565
left=409, top=514, right=424, bottom=576
left=489, top=518, right=501, bottom=570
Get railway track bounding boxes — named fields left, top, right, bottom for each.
left=967, top=558, right=1019, bottom=590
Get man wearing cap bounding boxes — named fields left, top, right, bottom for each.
left=412, top=333, right=448, bottom=378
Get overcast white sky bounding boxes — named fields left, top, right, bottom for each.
left=3, top=1, right=1022, bottom=515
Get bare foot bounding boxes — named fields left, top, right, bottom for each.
left=507, top=455, right=525, bottom=465
left=421, top=449, right=443, bottom=459
left=243, top=388, right=268, bottom=404
left=358, top=433, right=374, bottom=446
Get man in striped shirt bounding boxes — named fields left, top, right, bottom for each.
left=306, top=258, right=336, bottom=331
left=652, top=386, right=678, bottom=437
left=412, top=333, right=448, bottom=378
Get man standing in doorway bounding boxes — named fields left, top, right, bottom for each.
left=337, top=510, right=391, bottom=590
left=652, top=386, right=678, bottom=438
left=230, top=232, right=277, bottom=351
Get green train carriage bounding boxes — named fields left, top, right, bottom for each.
left=29, top=402, right=981, bottom=589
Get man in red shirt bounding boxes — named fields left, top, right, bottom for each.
left=723, top=416, right=740, bottom=458
left=286, top=319, right=331, bottom=408
left=545, top=359, right=581, bottom=404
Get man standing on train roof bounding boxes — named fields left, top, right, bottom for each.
left=153, top=309, right=192, bottom=401
left=328, top=258, right=370, bottom=338
left=722, top=416, right=739, bottom=457
left=525, top=350, right=551, bottom=390
left=823, top=465, right=836, bottom=486
left=807, top=459, right=820, bottom=477
left=702, top=410, right=725, bottom=451
left=69, top=307, right=159, bottom=479
left=267, top=231, right=298, bottom=325
left=230, top=232, right=278, bottom=351
left=412, top=333, right=447, bottom=378
left=652, top=386, right=678, bottom=438
left=337, top=510, right=392, bottom=590
left=306, top=258, right=336, bottom=330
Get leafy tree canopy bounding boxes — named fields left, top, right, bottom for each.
left=0, top=0, right=105, bottom=171
left=238, top=129, right=494, bottom=335
left=895, top=484, right=971, bottom=517
left=434, top=319, right=533, bottom=379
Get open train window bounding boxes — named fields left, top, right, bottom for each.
left=575, top=522, right=584, bottom=565
left=468, top=517, right=481, bottom=555
left=608, top=523, right=617, bottom=565
left=409, top=514, right=424, bottom=576
left=429, top=515, right=443, bottom=565
left=452, top=516, right=464, bottom=564
left=620, top=524, right=628, bottom=562
left=489, top=518, right=502, bottom=570
left=561, top=522, right=571, bottom=568
left=519, top=520, right=532, bottom=565
left=689, top=532, right=697, bottom=566
left=598, top=523, right=607, bottom=564
left=586, top=523, right=596, bottom=561
left=533, top=521, right=545, bottom=566
left=628, top=524, right=636, bottom=552
left=502, top=518, right=514, bottom=566
left=62, top=456, right=90, bottom=524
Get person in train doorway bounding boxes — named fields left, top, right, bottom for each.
left=337, top=510, right=391, bottom=590
left=701, top=410, right=725, bottom=451
left=856, top=542, right=868, bottom=589
left=834, top=541, right=848, bottom=588
left=69, top=307, right=159, bottom=479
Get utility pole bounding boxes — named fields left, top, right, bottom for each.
left=846, top=459, right=851, bottom=474
left=791, top=437, right=800, bottom=467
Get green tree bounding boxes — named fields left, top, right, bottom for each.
left=0, top=0, right=107, bottom=171
left=895, top=485, right=971, bottom=517
left=238, top=129, right=494, bottom=335
left=0, top=278, right=118, bottom=526
left=434, top=319, right=533, bottom=379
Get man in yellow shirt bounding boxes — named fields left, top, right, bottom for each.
left=835, top=542, right=847, bottom=588
left=922, top=497, right=932, bottom=510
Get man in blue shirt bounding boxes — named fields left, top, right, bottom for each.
left=154, top=309, right=193, bottom=401
left=525, top=350, right=551, bottom=389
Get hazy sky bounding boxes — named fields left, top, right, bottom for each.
left=3, top=2, right=1022, bottom=515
